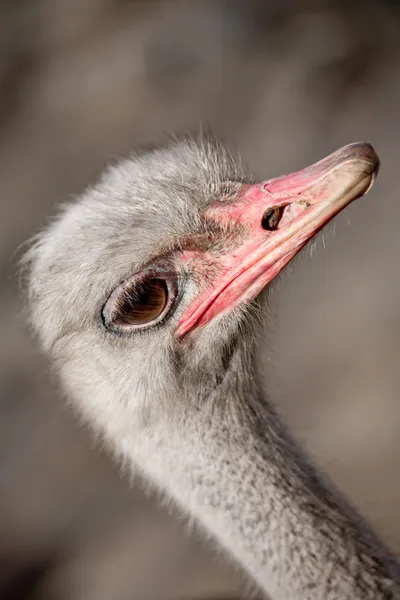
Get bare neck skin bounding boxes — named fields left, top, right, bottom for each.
left=123, top=346, right=400, bottom=600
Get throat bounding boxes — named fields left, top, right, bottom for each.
left=123, top=371, right=400, bottom=600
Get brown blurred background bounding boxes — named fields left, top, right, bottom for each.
left=1, top=1, right=400, bottom=598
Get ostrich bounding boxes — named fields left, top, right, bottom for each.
left=24, top=135, right=400, bottom=600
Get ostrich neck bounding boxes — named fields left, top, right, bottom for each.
left=122, top=350, right=400, bottom=600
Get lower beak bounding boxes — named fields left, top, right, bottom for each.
left=177, top=142, right=380, bottom=337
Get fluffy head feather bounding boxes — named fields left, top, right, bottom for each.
left=22, top=134, right=261, bottom=440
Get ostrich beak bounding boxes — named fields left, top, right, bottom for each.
left=177, top=142, right=380, bottom=337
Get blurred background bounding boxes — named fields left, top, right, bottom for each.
left=1, top=1, right=400, bottom=598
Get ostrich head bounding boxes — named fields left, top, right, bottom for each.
left=24, top=135, right=378, bottom=448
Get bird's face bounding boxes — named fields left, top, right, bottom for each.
left=25, top=136, right=379, bottom=436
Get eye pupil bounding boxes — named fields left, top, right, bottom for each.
left=111, top=278, right=169, bottom=328
left=261, top=207, right=283, bottom=231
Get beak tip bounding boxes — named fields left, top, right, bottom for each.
left=341, top=141, right=380, bottom=175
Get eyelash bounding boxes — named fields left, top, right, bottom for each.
left=101, top=270, right=180, bottom=334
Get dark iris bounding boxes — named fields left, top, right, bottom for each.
left=261, top=207, right=283, bottom=231
left=112, top=278, right=168, bottom=327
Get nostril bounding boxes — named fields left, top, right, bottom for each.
left=261, top=207, right=283, bottom=231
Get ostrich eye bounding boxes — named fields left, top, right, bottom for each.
left=103, top=276, right=175, bottom=332
left=261, top=207, right=283, bottom=231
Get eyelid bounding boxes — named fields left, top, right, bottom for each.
left=102, top=271, right=178, bottom=334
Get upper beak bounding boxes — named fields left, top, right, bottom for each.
left=177, top=142, right=380, bottom=337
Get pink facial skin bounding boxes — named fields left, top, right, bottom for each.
left=177, top=142, right=380, bottom=337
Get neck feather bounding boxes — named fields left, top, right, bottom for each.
left=121, top=347, right=400, bottom=600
